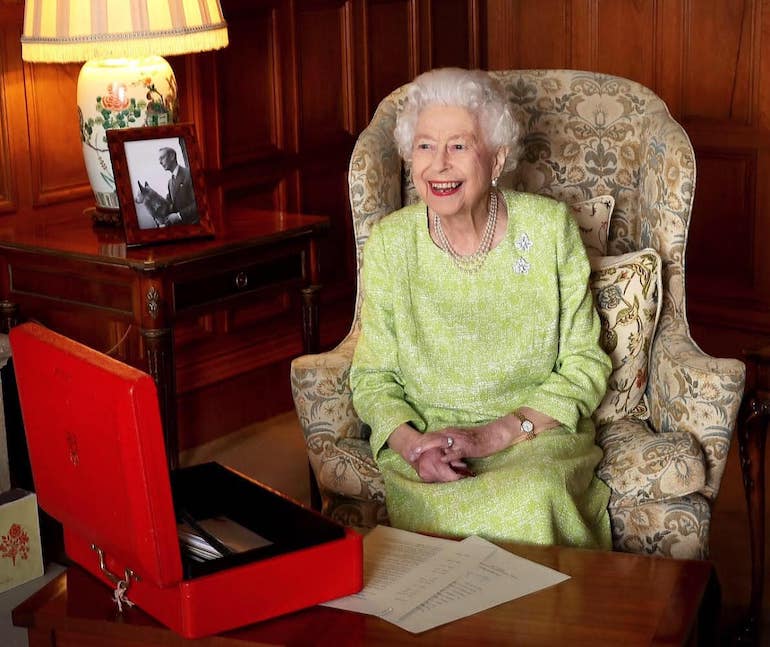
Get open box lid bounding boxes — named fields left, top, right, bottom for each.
left=10, top=322, right=183, bottom=586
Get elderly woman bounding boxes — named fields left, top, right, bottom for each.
left=349, top=68, right=612, bottom=549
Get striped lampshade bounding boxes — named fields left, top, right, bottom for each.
left=21, top=0, right=228, bottom=62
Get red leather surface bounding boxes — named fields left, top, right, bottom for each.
left=10, top=322, right=364, bottom=637
left=10, top=322, right=183, bottom=585
left=66, top=525, right=363, bottom=638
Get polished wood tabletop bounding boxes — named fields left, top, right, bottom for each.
left=0, top=206, right=329, bottom=270
left=14, top=542, right=717, bottom=647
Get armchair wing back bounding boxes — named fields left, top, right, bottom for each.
left=291, top=69, right=745, bottom=558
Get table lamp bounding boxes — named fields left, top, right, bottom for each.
left=20, top=0, right=228, bottom=224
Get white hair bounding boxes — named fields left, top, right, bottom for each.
left=394, top=68, right=521, bottom=174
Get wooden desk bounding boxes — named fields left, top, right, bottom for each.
left=0, top=207, right=328, bottom=467
left=14, top=545, right=717, bottom=646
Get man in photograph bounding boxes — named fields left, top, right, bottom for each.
left=158, top=146, right=199, bottom=225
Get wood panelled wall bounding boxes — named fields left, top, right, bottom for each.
left=482, top=0, right=769, bottom=360
left=0, top=0, right=766, bottom=440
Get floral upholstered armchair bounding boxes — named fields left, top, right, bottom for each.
left=290, top=70, right=746, bottom=559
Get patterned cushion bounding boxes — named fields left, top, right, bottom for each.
left=596, top=418, right=706, bottom=508
left=608, top=493, right=711, bottom=559
left=590, top=249, right=662, bottom=426
left=569, top=195, right=614, bottom=257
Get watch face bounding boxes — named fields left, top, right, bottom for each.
left=521, top=419, right=535, bottom=433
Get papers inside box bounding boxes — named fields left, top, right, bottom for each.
left=171, top=462, right=346, bottom=578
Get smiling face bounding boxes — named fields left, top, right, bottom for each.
left=411, top=105, right=506, bottom=221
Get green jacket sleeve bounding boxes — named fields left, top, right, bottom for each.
left=350, top=223, right=426, bottom=458
left=520, top=203, right=612, bottom=430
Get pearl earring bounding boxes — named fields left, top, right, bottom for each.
left=491, top=176, right=499, bottom=188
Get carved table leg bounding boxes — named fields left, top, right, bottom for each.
left=300, top=284, right=323, bottom=509
left=301, top=285, right=321, bottom=355
left=141, top=327, right=178, bottom=471
left=301, top=285, right=322, bottom=510
left=0, top=300, right=19, bottom=334
left=736, top=393, right=769, bottom=645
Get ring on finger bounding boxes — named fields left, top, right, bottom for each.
left=446, top=436, right=454, bottom=448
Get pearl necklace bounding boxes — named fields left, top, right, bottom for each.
left=432, top=190, right=498, bottom=273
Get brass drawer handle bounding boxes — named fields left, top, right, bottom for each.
left=234, top=271, right=249, bottom=290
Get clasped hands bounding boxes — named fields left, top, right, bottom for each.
left=388, top=409, right=558, bottom=483
left=409, top=422, right=507, bottom=482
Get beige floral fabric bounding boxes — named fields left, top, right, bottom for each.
left=596, top=418, right=705, bottom=508
left=609, top=494, right=711, bottom=559
left=570, top=195, right=614, bottom=257
left=648, top=321, right=745, bottom=501
left=590, top=249, right=662, bottom=425
left=290, top=333, right=385, bottom=506
left=291, top=69, right=746, bottom=560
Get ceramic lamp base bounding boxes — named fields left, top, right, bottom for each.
left=78, top=56, right=178, bottom=213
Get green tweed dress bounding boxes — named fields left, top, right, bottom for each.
left=350, top=191, right=613, bottom=549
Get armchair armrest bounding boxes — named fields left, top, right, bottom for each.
left=290, top=332, right=365, bottom=445
left=647, top=320, right=745, bottom=499
left=291, top=332, right=386, bottom=505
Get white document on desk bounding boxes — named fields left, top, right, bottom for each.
left=321, top=525, right=493, bottom=617
left=323, top=525, right=570, bottom=633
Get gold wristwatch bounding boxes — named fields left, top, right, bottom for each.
left=514, top=410, right=536, bottom=441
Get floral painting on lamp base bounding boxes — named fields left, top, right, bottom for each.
left=78, top=56, right=178, bottom=225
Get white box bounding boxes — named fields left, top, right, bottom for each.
left=0, top=489, right=44, bottom=594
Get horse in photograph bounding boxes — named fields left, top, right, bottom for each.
left=135, top=181, right=171, bottom=228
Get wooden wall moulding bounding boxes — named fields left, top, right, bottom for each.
left=681, top=0, right=757, bottom=124
left=296, top=0, right=356, bottom=150
left=483, top=0, right=571, bottom=70
left=594, top=0, right=657, bottom=88
left=689, top=300, right=770, bottom=347
left=0, top=6, right=31, bottom=214
left=688, top=148, right=756, bottom=290
left=360, top=0, right=416, bottom=120
left=0, top=22, right=16, bottom=213
left=22, top=62, right=92, bottom=207
left=298, top=164, right=353, bottom=287
left=422, top=0, right=480, bottom=70
left=217, top=5, right=285, bottom=167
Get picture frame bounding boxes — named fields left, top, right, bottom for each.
left=107, top=123, right=214, bottom=247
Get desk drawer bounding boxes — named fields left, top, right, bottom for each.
left=173, top=254, right=304, bottom=311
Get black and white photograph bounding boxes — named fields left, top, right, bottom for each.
left=126, top=137, right=199, bottom=229
left=107, top=124, right=214, bottom=246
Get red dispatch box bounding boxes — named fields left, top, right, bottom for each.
left=9, top=322, right=363, bottom=638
